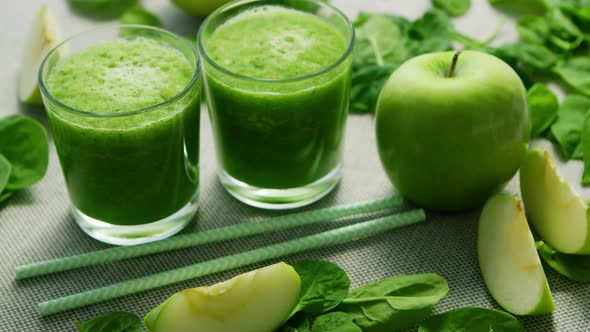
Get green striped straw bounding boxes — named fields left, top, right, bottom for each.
left=38, top=209, right=425, bottom=316
left=16, top=196, right=403, bottom=280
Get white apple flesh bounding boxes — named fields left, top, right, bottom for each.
left=144, top=262, right=301, bottom=332
left=520, top=149, right=590, bottom=254
left=19, top=5, right=62, bottom=105
left=478, top=194, right=554, bottom=315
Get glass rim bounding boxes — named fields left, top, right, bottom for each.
left=197, top=0, right=355, bottom=83
left=38, top=24, right=201, bottom=118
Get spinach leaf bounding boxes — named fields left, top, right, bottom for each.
left=583, top=111, right=590, bottom=184
left=0, top=115, right=49, bottom=191
left=280, top=313, right=311, bottom=332
left=291, top=260, right=350, bottom=315
left=405, top=10, right=453, bottom=56
left=0, top=155, right=11, bottom=195
left=75, top=312, right=141, bottom=332
left=336, top=273, right=449, bottom=332
left=418, top=307, right=524, bottom=332
left=120, top=5, right=162, bottom=27
left=350, top=64, right=396, bottom=113
left=432, top=0, right=471, bottom=17
left=527, top=83, right=559, bottom=137
left=550, top=94, right=590, bottom=159
left=312, top=312, right=362, bottom=332
left=488, top=0, right=550, bottom=15
left=537, top=241, right=590, bottom=281
left=0, top=191, right=12, bottom=204
left=517, top=15, right=550, bottom=45
left=554, top=57, right=590, bottom=96
left=68, top=0, right=138, bottom=19
left=546, top=8, right=584, bottom=51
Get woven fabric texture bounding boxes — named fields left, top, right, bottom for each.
left=1, top=0, right=589, bottom=331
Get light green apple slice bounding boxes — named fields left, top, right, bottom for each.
left=19, top=5, right=63, bottom=105
left=478, top=194, right=555, bottom=315
left=144, top=262, right=301, bottom=332
left=521, top=149, right=590, bottom=254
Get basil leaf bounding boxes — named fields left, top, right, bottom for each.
left=554, top=57, right=590, bottom=96
left=68, top=0, right=138, bottom=19
left=337, top=273, right=449, bottom=332
left=279, top=313, right=311, bottom=332
left=432, top=0, right=471, bottom=17
left=0, top=115, right=49, bottom=191
left=292, top=260, right=350, bottom=315
left=75, top=312, right=141, bottom=332
left=527, top=83, right=559, bottom=137
left=312, top=312, right=362, bottom=332
left=550, top=94, right=590, bottom=159
left=0, top=155, right=11, bottom=195
left=537, top=241, right=590, bottom=281
left=120, top=5, right=162, bottom=27
left=418, top=307, right=524, bottom=332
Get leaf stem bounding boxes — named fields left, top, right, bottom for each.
left=447, top=50, right=462, bottom=78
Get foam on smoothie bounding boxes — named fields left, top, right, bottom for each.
left=205, top=6, right=347, bottom=79
left=47, top=38, right=193, bottom=114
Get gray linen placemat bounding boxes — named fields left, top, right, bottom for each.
left=1, top=0, right=589, bottom=331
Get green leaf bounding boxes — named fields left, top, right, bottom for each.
left=405, top=9, right=453, bottom=56
left=0, top=191, right=12, bottom=204
left=418, top=307, right=524, bottom=332
left=545, top=8, right=584, bottom=51
left=120, top=5, right=162, bottom=27
left=583, top=111, right=590, bottom=185
left=68, top=0, right=138, bottom=19
left=291, top=260, right=350, bottom=315
left=537, top=241, right=590, bottom=282
left=555, top=56, right=590, bottom=96
left=279, top=313, right=311, bottom=332
left=75, top=312, right=141, bottom=332
left=432, top=0, right=471, bottom=17
left=312, top=312, right=362, bottom=332
left=551, top=94, right=590, bottom=159
left=527, top=83, right=559, bottom=137
left=500, top=43, right=558, bottom=70
left=0, top=115, right=49, bottom=191
left=0, top=155, right=11, bottom=194
left=336, top=273, right=449, bottom=332
left=350, top=64, right=396, bottom=113
left=517, top=15, right=550, bottom=45
left=488, top=0, right=550, bottom=15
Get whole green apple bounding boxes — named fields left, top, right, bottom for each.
left=171, top=0, right=232, bottom=16
left=376, top=50, right=529, bottom=211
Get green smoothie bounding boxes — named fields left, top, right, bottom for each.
left=46, top=38, right=200, bottom=226
left=203, top=5, right=351, bottom=189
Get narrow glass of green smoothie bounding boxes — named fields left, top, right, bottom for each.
left=39, top=26, right=201, bottom=245
left=198, top=0, right=354, bottom=209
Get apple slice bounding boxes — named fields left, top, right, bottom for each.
left=478, top=194, right=554, bottom=315
left=520, top=149, right=590, bottom=254
left=19, top=5, right=63, bottom=105
left=144, top=262, right=301, bottom=332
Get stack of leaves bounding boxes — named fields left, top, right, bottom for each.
left=0, top=115, right=49, bottom=204
left=482, top=0, right=590, bottom=185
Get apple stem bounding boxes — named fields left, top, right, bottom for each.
left=447, top=50, right=462, bottom=78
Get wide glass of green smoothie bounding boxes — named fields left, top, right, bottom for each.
left=39, top=26, right=201, bottom=245
left=198, top=0, right=354, bottom=209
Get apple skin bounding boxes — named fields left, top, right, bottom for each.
left=376, top=51, right=529, bottom=211
left=171, top=0, right=232, bottom=16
